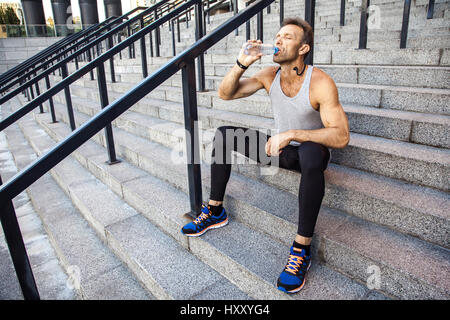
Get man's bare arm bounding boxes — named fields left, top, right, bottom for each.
left=289, top=76, right=350, bottom=149
left=218, top=66, right=267, bottom=100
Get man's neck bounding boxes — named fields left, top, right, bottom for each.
left=279, top=59, right=307, bottom=82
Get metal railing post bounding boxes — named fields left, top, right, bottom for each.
left=117, top=33, right=122, bottom=60
left=87, top=48, right=94, bottom=80
left=96, top=63, right=119, bottom=165
left=181, top=60, right=202, bottom=217
left=74, top=46, right=79, bottom=70
left=154, top=9, right=161, bottom=57
left=34, top=78, right=44, bottom=113
left=44, top=75, right=57, bottom=123
left=279, top=0, right=284, bottom=27
left=400, top=0, right=411, bottom=49
left=195, top=0, right=205, bottom=92
left=358, top=0, right=370, bottom=49
left=60, top=64, right=76, bottom=131
left=140, top=18, right=148, bottom=78
left=207, top=0, right=210, bottom=24
left=246, top=2, right=250, bottom=40
left=177, top=18, right=181, bottom=42
left=20, top=79, right=27, bottom=98
left=172, top=19, right=176, bottom=56
left=427, top=0, right=435, bottom=19
left=127, top=23, right=133, bottom=58
left=96, top=41, right=101, bottom=57
left=28, top=75, right=35, bottom=101
left=234, top=0, right=239, bottom=36
left=257, top=9, right=263, bottom=41
left=149, top=30, right=154, bottom=57
left=340, top=0, right=345, bottom=26
left=305, top=0, right=315, bottom=65
left=0, top=175, right=40, bottom=300
left=107, top=29, right=116, bottom=83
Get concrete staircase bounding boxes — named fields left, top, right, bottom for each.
left=1, top=0, right=449, bottom=300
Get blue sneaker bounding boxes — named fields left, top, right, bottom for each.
left=181, top=204, right=228, bottom=237
left=277, top=246, right=311, bottom=293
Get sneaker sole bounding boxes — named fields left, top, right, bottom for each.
left=183, top=218, right=229, bottom=237
left=278, top=262, right=312, bottom=294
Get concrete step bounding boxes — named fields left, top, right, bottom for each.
left=80, top=58, right=450, bottom=90
left=364, top=35, right=450, bottom=50
left=13, top=112, right=251, bottom=300
left=13, top=103, right=383, bottom=300
left=28, top=99, right=450, bottom=300
left=44, top=95, right=450, bottom=249
left=0, top=103, right=152, bottom=300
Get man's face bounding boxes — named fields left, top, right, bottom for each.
left=273, top=24, right=305, bottom=63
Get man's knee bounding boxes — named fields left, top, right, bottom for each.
left=214, top=126, right=236, bottom=143
left=297, top=141, right=329, bottom=171
left=212, top=126, right=238, bottom=164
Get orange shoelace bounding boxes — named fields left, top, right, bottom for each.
left=285, top=254, right=305, bottom=274
left=193, top=205, right=211, bottom=225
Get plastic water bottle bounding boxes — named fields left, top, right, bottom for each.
left=243, top=43, right=279, bottom=56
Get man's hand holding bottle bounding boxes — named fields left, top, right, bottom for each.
left=237, top=39, right=264, bottom=69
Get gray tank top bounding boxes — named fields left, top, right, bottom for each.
left=269, top=65, right=332, bottom=165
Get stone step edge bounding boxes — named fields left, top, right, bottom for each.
left=65, top=64, right=450, bottom=94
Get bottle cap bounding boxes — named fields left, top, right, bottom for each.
left=274, top=47, right=279, bottom=54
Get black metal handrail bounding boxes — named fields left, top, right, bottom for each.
left=0, top=1, right=178, bottom=109
left=0, top=18, right=119, bottom=93
left=0, top=7, right=150, bottom=96
left=0, top=21, right=113, bottom=88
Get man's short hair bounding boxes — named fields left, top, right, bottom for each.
left=281, top=17, right=314, bottom=60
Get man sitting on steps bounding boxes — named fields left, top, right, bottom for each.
left=181, top=17, right=350, bottom=294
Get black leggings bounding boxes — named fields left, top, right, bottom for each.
left=210, top=125, right=330, bottom=238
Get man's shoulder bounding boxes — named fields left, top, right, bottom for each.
left=251, top=65, right=279, bottom=91
left=311, top=66, right=335, bottom=85
left=253, top=65, right=279, bottom=80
